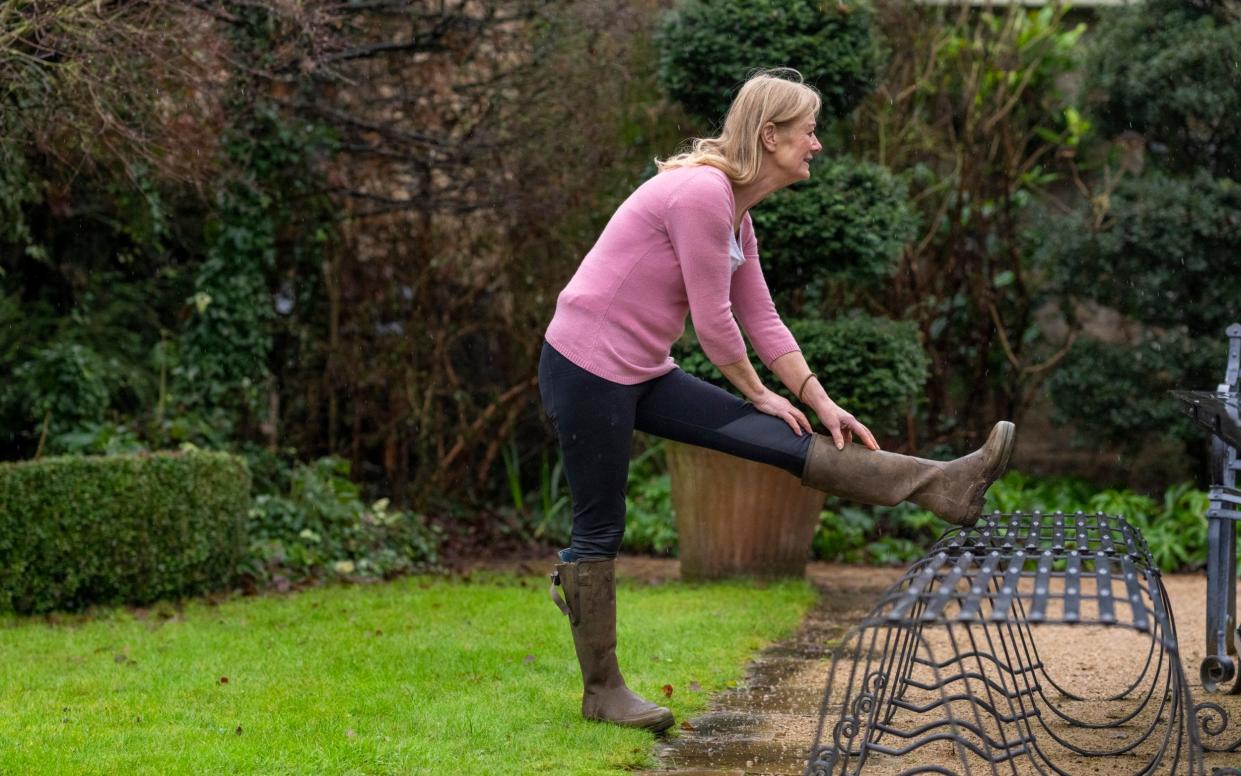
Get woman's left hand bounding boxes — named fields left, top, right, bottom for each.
left=814, top=399, right=880, bottom=452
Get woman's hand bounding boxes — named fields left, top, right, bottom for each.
left=751, top=389, right=813, bottom=436
left=814, top=399, right=880, bottom=452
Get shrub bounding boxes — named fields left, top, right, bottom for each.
left=983, top=471, right=1218, bottom=573
left=1044, top=333, right=1225, bottom=451
left=1035, top=172, right=1241, bottom=336
left=0, top=450, right=250, bottom=613
left=243, top=457, right=440, bottom=586
left=751, top=158, right=918, bottom=309
left=1085, top=0, right=1241, bottom=174
left=622, top=442, right=678, bottom=556
left=5, top=342, right=113, bottom=445
left=655, top=0, right=884, bottom=125
left=675, top=314, right=929, bottom=437
left=813, top=501, right=941, bottom=565
left=808, top=472, right=1218, bottom=573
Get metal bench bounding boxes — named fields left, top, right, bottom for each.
left=806, top=324, right=1241, bottom=774
left=805, top=511, right=1241, bottom=775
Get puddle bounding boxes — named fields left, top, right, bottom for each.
left=641, top=582, right=890, bottom=776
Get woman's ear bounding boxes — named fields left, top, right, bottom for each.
left=760, top=121, right=779, bottom=153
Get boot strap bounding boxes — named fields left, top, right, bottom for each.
left=549, top=570, right=574, bottom=620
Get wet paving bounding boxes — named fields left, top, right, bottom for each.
left=641, top=568, right=898, bottom=776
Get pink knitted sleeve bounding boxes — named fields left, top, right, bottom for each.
left=731, top=216, right=800, bottom=369
left=664, top=175, right=748, bottom=366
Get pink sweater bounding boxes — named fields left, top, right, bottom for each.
left=545, top=165, right=800, bottom=385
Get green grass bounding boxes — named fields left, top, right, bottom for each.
left=0, top=570, right=818, bottom=775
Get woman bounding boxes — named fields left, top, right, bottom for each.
left=539, top=69, right=1014, bottom=733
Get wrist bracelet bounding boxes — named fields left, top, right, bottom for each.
left=797, top=372, right=818, bottom=403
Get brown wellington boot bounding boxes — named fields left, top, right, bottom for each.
left=801, top=421, right=1016, bottom=526
left=549, top=556, right=674, bottom=732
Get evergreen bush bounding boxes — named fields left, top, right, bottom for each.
left=655, top=0, right=884, bottom=125
left=0, top=450, right=250, bottom=613
left=751, top=158, right=918, bottom=309
left=1085, top=0, right=1241, bottom=175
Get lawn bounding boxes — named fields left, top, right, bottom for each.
left=0, top=569, right=818, bottom=775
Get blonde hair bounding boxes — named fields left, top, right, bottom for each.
left=656, top=68, right=822, bottom=186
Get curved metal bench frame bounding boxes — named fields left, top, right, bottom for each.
left=805, top=511, right=1241, bottom=776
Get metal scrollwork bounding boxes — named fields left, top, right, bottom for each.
left=807, top=745, right=838, bottom=776
left=832, top=714, right=860, bottom=751
left=864, top=669, right=887, bottom=693
left=1195, top=701, right=1241, bottom=752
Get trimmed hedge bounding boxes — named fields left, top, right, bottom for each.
left=0, top=450, right=250, bottom=613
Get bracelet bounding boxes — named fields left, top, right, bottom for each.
left=797, top=372, right=818, bottom=403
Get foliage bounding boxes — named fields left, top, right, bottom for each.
left=676, top=314, right=929, bottom=437
left=622, top=442, right=678, bottom=556
left=655, top=0, right=884, bottom=125
left=6, top=342, right=112, bottom=445
left=504, top=436, right=677, bottom=556
left=243, top=457, right=440, bottom=587
left=841, top=2, right=1087, bottom=439
left=751, top=158, right=919, bottom=310
left=1045, top=334, right=1225, bottom=450
left=503, top=441, right=572, bottom=546
left=810, top=471, right=1217, bottom=573
left=1035, top=171, right=1241, bottom=336
left=813, top=501, right=942, bottom=565
left=1085, top=0, right=1241, bottom=177
left=983, top=471, right=1218, bottom=573
left=1038, top=2, right=1241, bottom=453
left=0, top=450, right=249, bottom=614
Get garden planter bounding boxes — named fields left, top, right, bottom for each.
left=666, top=441, right=826, bottom=580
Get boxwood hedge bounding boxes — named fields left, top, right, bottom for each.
left=0, top=450, right=250, bottom=613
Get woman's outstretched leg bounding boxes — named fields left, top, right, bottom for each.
left=633, top=365, right=1013, bottom=525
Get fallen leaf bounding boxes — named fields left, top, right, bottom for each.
left=650, top=655, right=661, bottom=662
left=235, top=725, right=243, bottom=735
left=689, top=681, right=702, bottom=693
left=680, top=720, right=695, bottom=731
left=662, top=684, right=673, bottom=698
left=219, top=676, right=229, bottom=684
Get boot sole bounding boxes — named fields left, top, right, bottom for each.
left=968, top=421, right=1016, bottom=520
left=586, top=708, right=675, bottom=733
left=988, top=421, right=1016, bottom=480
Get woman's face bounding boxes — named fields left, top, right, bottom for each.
left=766, top=113, right=822, bottom=187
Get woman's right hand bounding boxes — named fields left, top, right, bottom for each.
left=751, top=389, right=813, bottom=437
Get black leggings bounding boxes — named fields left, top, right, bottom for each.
left=537, top=340, right=814, bottom=559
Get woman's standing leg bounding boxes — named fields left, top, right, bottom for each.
left=537, top=342, right=674, bottom=732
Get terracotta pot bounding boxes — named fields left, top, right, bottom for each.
left=666, top=441, right=826, bottom=580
